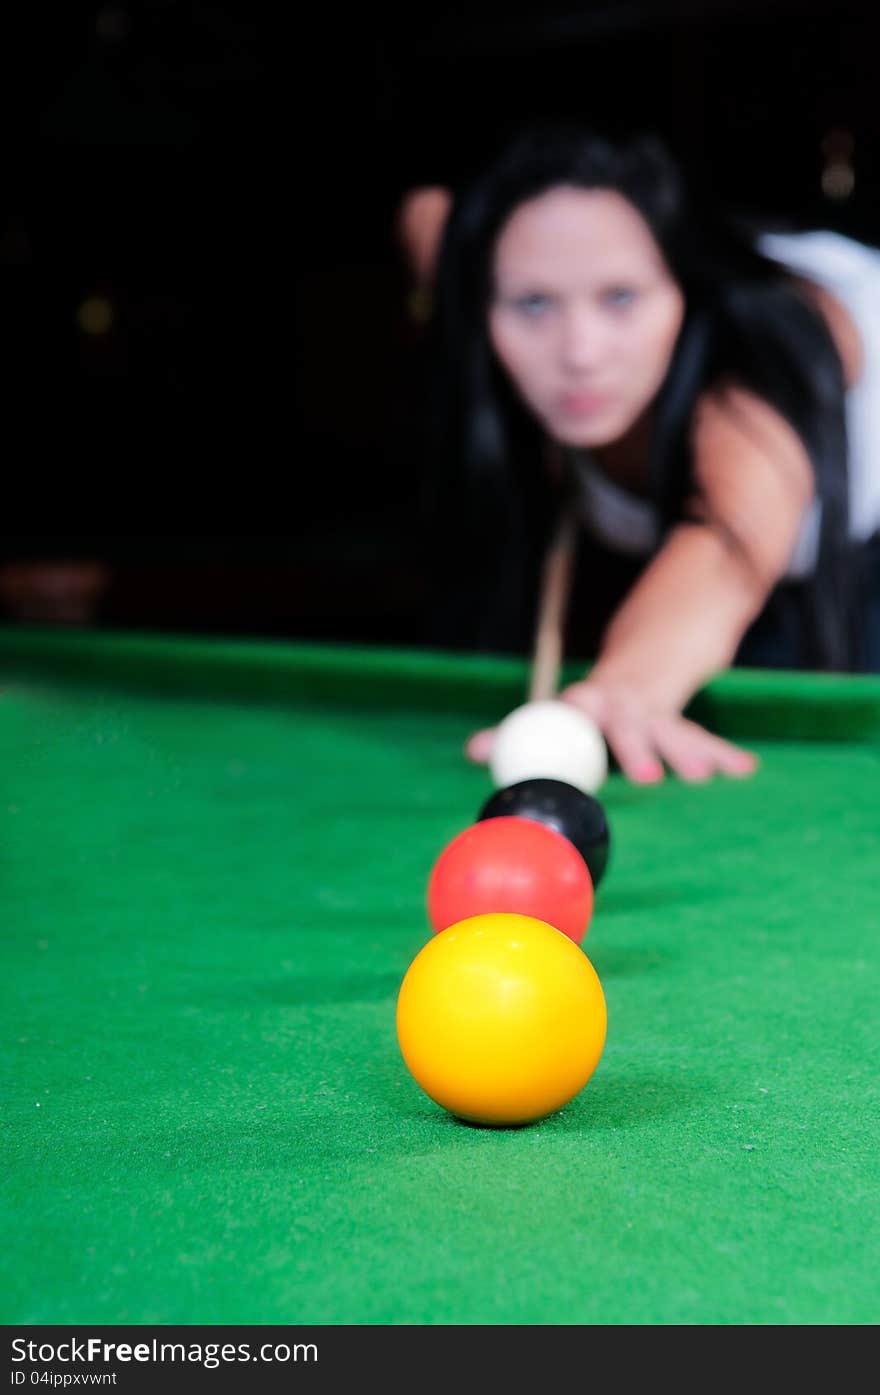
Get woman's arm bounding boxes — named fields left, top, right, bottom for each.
left=795, top=279, right=863, bottom=387
left=395, top=186, right=452, bottom=290
left=558, top=386, right=816, bottom=780
left=464, top=384, right=819, bottom=779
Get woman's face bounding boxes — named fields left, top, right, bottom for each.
left=488, top=186, right=686, bottom=448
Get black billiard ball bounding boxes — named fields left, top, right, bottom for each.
left=476, top=777, right=611, bottom=890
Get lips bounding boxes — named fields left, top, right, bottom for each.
left=557, top=391, right=612, bottom=414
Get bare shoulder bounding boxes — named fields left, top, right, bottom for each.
left=688, top=386, right=816, bottom=584
left=795, top=278, right=864, bottom=386
left=692, top=385, right=815, bottom=497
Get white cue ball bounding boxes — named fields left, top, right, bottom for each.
left=489, top=699, right=608, bottom=794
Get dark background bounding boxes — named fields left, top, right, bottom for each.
left=1, top=1, right=876, bottom=646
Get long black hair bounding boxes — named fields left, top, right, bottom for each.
left=422, top=122, right=860, bottom=669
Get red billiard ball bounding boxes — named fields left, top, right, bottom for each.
left=427, top=815, right=594, bottom=943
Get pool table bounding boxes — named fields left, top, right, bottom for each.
left=2, top=625, right=878, bottom=1327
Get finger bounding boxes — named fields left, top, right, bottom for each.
left=602, top=715, right=665, bottom=785
left=558, top=682, right=607, bottom=725
left=672, top=718, right=759, bottom=779
left=698, top=732, right=759, bottom=778
left=465, top=727, right=496, bottom=764
left=649, top=717, right=721, bottom=781
left=652, top=717, right=757, bottom=782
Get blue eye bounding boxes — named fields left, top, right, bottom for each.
left=603, top=287, right=637, bottom=308
left=513, top=293, right=552, bottom=317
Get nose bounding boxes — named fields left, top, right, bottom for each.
left=558, top=305, right=607, bottom=374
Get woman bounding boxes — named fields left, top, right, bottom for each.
left=403, top=124, right=880, bottom=784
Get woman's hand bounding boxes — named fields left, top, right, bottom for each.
left=465, top=679, right=758, bottom=785
left=558, top=678, right=757, bottom=784
left=465, top=727, right=498, bottom=765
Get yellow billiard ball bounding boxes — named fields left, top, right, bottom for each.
left=396, top=912, right=607, bottom=1126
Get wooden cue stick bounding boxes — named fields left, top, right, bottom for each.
left=528, top=497, right=580, bottom=703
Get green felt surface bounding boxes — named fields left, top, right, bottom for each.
left=2, top=627, right=879, bottom=1326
